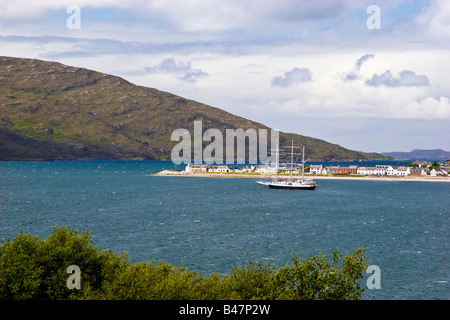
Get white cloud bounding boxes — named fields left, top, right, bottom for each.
left=413, top=0, right=450, bottom=46
left=366, top=70, right=430, bottom=87
left=271, top=68, right=312, bottom=88
left=339, top=53, right=375, bottom=82
left=145, top=57, right=208, bottom=83
left=355, top=53, right=374, bottom=71
left=0, top=0, right=130, bottom=20
left=1, top=1, right=449, bottom=152
left=404, top=96, right=450, bottom=120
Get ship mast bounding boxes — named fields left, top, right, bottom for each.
left=272, top=141, right=279, bottom=182
left=301, top=146, right=305, bottom=182
left=290, top=140, right=294, bottom=180
left=301, top=145, right=310, bottom=182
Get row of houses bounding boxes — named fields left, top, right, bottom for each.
left=185, top=164, right=233, bottom=173
left=310, top=164, right=450, bottom=176
left=186, top=163, right=450, bottom=176
left=186, top=163, right=303, bottom=174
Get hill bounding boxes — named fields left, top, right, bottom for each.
left=381, top=149, right=450, bottom=161
left=0, top=56, right=386, bottom=161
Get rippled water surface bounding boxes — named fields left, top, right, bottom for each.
left=1, top=161, right=448, bottom=299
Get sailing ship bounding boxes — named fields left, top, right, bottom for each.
left=257, top=141, right=318, bottom=190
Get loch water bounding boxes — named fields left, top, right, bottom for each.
left=0, top=160, right=448, bottom=300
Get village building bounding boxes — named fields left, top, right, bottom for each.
left=373, top=165, right=388, bottom=175
left=337, top=167, right=350, bottom=174
left=430, top=168, right=448, bottom=176
left=396, top=166, right=410, bottom=176
left=185, top=164, right=209, bottom=173
left=310, top=165, right=324, bottom=174
left=255, top=164, right=278, bottom=174
left=409, top=168, right=427, bottom=176
left=348, top=165, right=359, bottom=174
left=325, top=165, right=340, bottom=175
left=233, top=165, right=254, bottom=173
left=412, top=160, right=429, bottom=168
left=209, top=165, right=231, bottom=173
left=357, top=166, right=377, bottom=175
left=184, top=161, right=446, bottom=177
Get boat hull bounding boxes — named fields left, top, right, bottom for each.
left=257, top=181, right=317, bottom=190
left=267, top=184, right=316, bottom=190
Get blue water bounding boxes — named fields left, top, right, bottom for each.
left=1, top=161, right=449, bottom=300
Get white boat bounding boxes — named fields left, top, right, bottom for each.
left=257, top=142, right=317, bottom=190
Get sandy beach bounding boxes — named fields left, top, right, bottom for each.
left=152, top=171, right=450, bottom=182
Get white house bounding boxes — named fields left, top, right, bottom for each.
left=209, top=165, right=231, bottom=173
left=357, top=166, right=377, bottom=175
left=374, top=165, right=387, bottom=175
left=255, top=164, right=278, bottom=174
left=185, top=164, right=209, bottom=173
left=396, top=166, right=410, bottom=176
left=375, top=165, right=391, bottom=175
left=386, top=166, right=396, bottom=176
left=357, top=167, right=366, bottom=175
left=310, top=165, right=324, bottom=174
left=385, top=165, right=410, bottom=176
left=233, top=165, right=254, bottom=173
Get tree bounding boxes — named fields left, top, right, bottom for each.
left=429, top=161, right=441, bottom=170
left=0, top=226, right=126, bottom=299
left=0, top=227, right=367, bottom=300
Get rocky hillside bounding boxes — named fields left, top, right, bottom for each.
left=0, top=56, right=385, bottom=161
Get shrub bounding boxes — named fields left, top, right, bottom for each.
left=0, top=227, right=367, bottom=300
left=0, top=226, right=125, bottom=299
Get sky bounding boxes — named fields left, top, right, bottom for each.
left=0, top=0, right=449, bottom=153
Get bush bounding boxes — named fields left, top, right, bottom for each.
left=0, top=227, right=367, bottom=300
left=0, top=226, right=126, bottom=299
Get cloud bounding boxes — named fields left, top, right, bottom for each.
left=145, top=58, right=208, bottom=83
left=355, top=53, right=374, bottom=71
left=366, top=70, right=430, bottom=87
left=414, top=0, right=450, bottom=45
left=339, top=53, right=374, bottom=82
left=341, top=72, right=359, bottom=81
left=271, top=67, right=312, bottom=88
left=1, top=1, right=448, bottom=154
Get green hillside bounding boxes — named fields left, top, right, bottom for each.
left=0, top=56, right=385, bottom=161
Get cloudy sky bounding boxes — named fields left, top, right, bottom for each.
left=1, top=0, right=449, bottom=153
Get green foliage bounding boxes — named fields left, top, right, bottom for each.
left=273, top=249, right=366, bottom=300
left=429, top=161, right=441, bottom=170
left=0, top=227, right=125, bottom=300
left=0, top=227, right=367, bottom=300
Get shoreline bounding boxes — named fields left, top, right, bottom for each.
left=151, top=171, right=450, bottom=183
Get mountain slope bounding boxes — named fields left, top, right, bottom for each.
left=0, top=56, right=385, bottom=161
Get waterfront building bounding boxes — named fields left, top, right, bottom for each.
left=185, top=164, right=209, bottom=173
left=348, top=165, right=359, bottom=174
left=310, top=165, right=324, bottom=174
left=325, top=165, right=340, bottom=174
